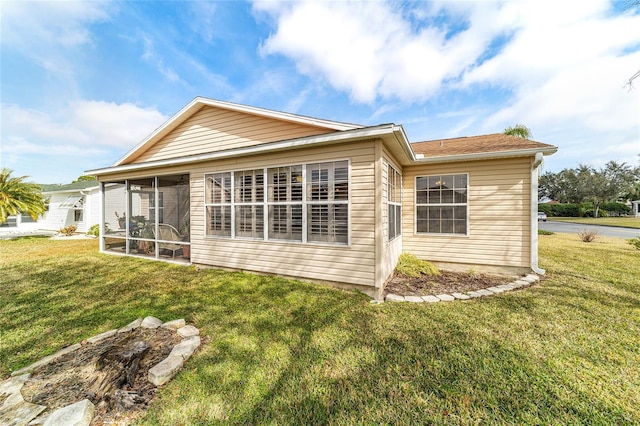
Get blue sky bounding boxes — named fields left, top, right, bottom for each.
left=1, top=0, right=639, bottom=184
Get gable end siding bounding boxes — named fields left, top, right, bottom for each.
left=130, top=106, right=337, bottom=164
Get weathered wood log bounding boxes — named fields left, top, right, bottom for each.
left=89, top=340, right=150, bottom=398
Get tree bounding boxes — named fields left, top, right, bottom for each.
left=539, top=161, right=639, bottom=217
left=503, top=124, right=532, bottom=139
left=72, top=175, right=97, bottom=183
left=0, top=168, right=47, bottom=224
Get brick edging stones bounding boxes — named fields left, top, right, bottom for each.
left=0, top=316, right=201, bottom=426
left=383, top=274, right=540, bottom=303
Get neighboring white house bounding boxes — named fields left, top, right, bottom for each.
left=632, top=200, right=640, bottom=218
left=0, top=181, right=100, bottom=234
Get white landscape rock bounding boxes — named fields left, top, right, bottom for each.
left=435, top=294, right=455, bottom=302
left=384, top=294, right=406, bottom=302
left=87, top=330, right=117, bottom=344
left=162, top=319, right=186, bottom=330
left=421, top=295, right=440, bottom=303
left=43, top=399, right=94, bottom=426
left=177, top=325, right=200, bottom=338
left=169, top=336, right=201, bottom=361
left=148, top=356, right=184, bottom=386
left=404, top=295, right=424, bottom=303
left=141, top=316, right=163, bottom=329
left=118, top=317, right=143, bottom=333
left=452, top=292, right=471, bottom=300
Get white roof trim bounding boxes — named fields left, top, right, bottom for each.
left=88, top=124, right=403, bottom=176
left=114, top=97, right=363, bottom=167
left=413, top=147, right=558, bottom=164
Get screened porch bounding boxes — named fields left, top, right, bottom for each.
left=101, top=174, right=190, bottom=262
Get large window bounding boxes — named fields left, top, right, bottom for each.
left=205, top=160, right=349, bottom=245
left=388, top=165, right=401, bottom=241
left=268, top=165, right=302, bottom=241
left=416, top=174, right=468, bottom=235
left=235, top=169, right=264, bottom=239
left=205, top=173, right=232, bottom=237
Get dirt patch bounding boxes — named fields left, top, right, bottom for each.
left=21, top=327, right=183, bottom=425
left=384, top=271, right=517, bottom=297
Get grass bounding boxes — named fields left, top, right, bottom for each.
left=1, top=236, right=639, bottom=424
left=549, top=216, right=640, bottom=229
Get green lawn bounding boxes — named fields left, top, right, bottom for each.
left=549, top=216, right=640, bottom=229
left=1, top=236, right=639, bottom=425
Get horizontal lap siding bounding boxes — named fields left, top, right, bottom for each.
left=381, top=149, right=403, bottom=284
left=133, top=107, right=336, bottom=163
left=402, top=157, right=532, bottom=269
left=189, top=141, right=377, bottom=287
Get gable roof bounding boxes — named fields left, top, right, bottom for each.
left=114, top=97, right=363, bottom=167
left=411, top=133, right=557, bottom=163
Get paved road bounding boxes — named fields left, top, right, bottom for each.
left=539, top=221, right=640, bottom=239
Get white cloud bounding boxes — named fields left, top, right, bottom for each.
left=0, top=1, right=111, bottom=75
left=1, top=101, right=167, bottom=155
left=255, top=1, right=514, bottom=103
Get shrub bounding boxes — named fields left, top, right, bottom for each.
left=395, top=253, right=439, bottom=277
left=87, top=224, right=100, bottom=237
left=59, top=225, right=77, bottom=236
left=539, top=229, right=554, bottom=235
left=577, top=229, right=598, bottom=243
left=628, top=237, right=640, bottom=250
left=601, top=202, right=631, bottom=217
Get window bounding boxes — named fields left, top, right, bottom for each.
left=307, top=161, right=349, bottom=244
left=74, top=210, right=83, bottom=222
left=21, top=213, right=37, bottom=223
left=388, top=165, right=401, bottom=241
left=205, top=161, right=349, bottom=245
left=205, top=172, right=232, bottom=237
left=416, top=174, right=467, bottom=235
left=0, top=216, right=17, bottom=227
left=235, top=169, right=264, bottom=239
left=149, top=192, right=164, bottom=223
left=268, top=166, right=302, bottom=241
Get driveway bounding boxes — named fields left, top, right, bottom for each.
left=539, top=221, right=640, bottom=239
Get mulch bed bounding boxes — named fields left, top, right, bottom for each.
left=384, top=271, right=517, bottom=297
left=21, top=327, right=183, bottom=426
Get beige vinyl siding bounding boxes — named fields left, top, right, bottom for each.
left=402, top=157, right=532, bottom=271
left=188, top=140, right=377, bottom=288
left=380, top=148, right=403, bottom=284
left=131, top=106, right=337, bottom=164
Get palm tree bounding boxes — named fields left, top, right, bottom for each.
left=504, top=124, right=532, bottom=139
left=0, top=168, right=46, bottom=224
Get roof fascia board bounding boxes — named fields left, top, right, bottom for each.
left=412, top=147, right=558, bottom=164
left=87, top=124, right=397, bottom=177
left=194, top=97, right=362, bottom=131
left=114, top=97, right=362, bottom=167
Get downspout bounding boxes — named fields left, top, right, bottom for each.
left=531, top=153, right=545, bottom=275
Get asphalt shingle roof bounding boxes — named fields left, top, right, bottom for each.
left=411, top=133, right=556, bottom=157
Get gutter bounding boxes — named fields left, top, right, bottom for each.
left=530, top=152, right=545, bottom=275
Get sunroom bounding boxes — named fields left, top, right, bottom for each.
left=101, top=174, right=190, bottom=262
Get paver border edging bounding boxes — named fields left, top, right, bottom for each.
left=383, top=274, right=540, bottom=303
left=1, top=316, right=201, bottom=426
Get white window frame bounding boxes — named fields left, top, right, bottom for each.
left=205, top=172, right=232, bottom=237
left=387, top=164, right=402, bottom=241
left=204, top=160, right=350, bottom=246
left=415, top=173, right=469, bottom=236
